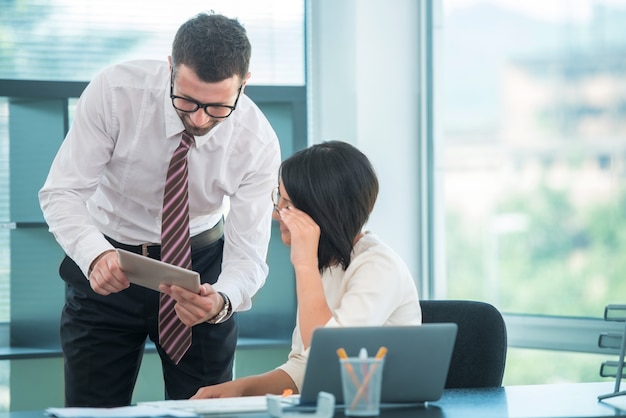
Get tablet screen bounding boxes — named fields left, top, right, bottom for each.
left=116, top=248, right=201, bottom=293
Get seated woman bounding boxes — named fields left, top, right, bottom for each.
left=192, top=140, right=422, bottom=398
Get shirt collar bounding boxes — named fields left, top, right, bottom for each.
left=164, top=88, right=184, bottom=139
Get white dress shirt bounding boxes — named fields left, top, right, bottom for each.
left=277, top=232, right=422, bottom=391
left=39, top=60, right=281, bottom=312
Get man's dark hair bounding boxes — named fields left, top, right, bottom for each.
left=280, top=141, right=379, bottom=271
left=171, top=11, right=251, bottom=82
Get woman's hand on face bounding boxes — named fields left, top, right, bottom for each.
left=279, top=206, right=320, bottom=269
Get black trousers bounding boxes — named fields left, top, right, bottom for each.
left=59, top=237, right=237, bottom=407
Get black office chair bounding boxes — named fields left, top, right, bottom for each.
left=420, top=299, right=507, bottom=388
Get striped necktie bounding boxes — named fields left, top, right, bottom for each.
left=159, top=130, right=194, bottom=364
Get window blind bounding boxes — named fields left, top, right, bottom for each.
left=0, top=0, right=304, bottom=85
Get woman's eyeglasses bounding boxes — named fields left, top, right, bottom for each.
left=271, top=187, right=293, bottom=211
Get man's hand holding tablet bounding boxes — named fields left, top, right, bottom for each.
left=116, top=248, right=201, bottom=293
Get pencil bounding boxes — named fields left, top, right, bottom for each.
left=337, top=347, right=362, bottom=387
left=374, top=346, right=387, bottom=360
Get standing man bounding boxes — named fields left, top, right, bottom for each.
left=39, top=12, right=280, bottom=407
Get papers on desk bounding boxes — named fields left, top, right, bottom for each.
left=138, top=396, right=270, bottom=414
left=47, top=395, right=282, bottom=417
left=45, top=405, right=199, bottom=418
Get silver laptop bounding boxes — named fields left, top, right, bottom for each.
left=298, top=324, right=458, bottom=407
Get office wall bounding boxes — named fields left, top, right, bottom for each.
left=308, top=0, right=422, bottom=286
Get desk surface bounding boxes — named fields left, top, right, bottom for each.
left=436, top=381, right=626, bottom=418
left=4, top=381, right=626, bottom=418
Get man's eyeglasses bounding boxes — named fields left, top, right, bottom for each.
left=271, top=187, right=293, bottom=211
left=170, top=75, right=242, bottom=119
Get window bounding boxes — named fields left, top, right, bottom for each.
left=0, top=0, right=304, bottom=84
left=442, top=0, right=626, bottom=384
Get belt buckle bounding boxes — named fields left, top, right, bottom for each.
left=141, top=243, right=158, bottom=257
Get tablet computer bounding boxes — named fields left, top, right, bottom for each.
left=116, top=248, right=201, bottom=293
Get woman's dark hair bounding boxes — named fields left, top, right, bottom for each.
left=171, top=11, right=251, bottom=82
left=280, top=141, right=379, bottom=271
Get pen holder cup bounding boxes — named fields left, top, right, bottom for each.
left=339, top=357, right=385, bottom=416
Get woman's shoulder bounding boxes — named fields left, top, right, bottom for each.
left=353, top=231, right=392, bottom=254
left=352, top=232, right=408, bottom=268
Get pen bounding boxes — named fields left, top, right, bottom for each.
left=337, top=347, right=361, bottom=387
left=358, top=347, right=369, bottom=402
left=359, top=347, right=368, bottom=359
left=350, top=346, right=388, bottom=410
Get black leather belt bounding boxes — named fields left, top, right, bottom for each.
left=107, top=217, right=224, bottom=258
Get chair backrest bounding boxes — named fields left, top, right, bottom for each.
left=420, top=299, right=507, bottom=388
